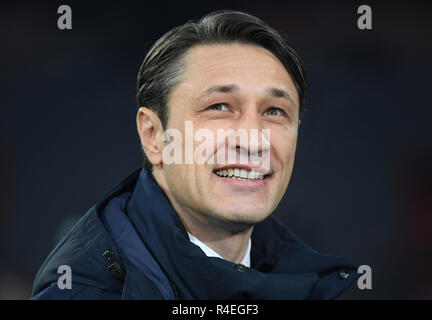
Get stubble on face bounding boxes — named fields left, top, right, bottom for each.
left=153, top=43, right=299, bottom=235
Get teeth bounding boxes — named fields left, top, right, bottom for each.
left=247, top=171, right=255, bottom=179
left=239, top=169, right=248, bottom=178
left=215, top=168, right=265, bottom=180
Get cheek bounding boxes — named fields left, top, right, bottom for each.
left=191, top=124, right=221, bottom=164
left=164, top=164, right=184, bottom=190
left=271, top=129, right=298, bottom=164
left=164, top=164, right=201, bottom=209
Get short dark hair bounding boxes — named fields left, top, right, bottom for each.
left=136, top=10, right=307, bottom=171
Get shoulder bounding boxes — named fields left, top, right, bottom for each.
left=31, top=168, right=173, bottom=300
left=31, top=206, right=125, bottom=299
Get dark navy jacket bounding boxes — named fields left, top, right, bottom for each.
left=31, top=168, right=360, bottom=300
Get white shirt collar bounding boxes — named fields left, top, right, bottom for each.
left=187, top=232, right=251, bottom=267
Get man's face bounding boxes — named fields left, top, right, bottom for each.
left=160, top=43, right=299, bottom=231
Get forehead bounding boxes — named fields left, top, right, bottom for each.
left=176, top=43, right=299, bottom=106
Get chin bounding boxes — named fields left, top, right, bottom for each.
left=210, top=205, right=272, bottom=230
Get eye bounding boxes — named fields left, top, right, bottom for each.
left=206, top=103, right=229, bottom=111
left=264, top=107, right=286, bottom=117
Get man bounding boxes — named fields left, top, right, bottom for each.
left=32, top=10, right=359, bottom=300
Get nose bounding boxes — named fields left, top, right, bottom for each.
left=226, top=108, right=271, bottom=164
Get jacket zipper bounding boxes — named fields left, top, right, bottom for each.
left=103, top=249, right=125, bottom=281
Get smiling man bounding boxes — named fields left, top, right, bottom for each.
left=32, top=10, right=359, bottom=300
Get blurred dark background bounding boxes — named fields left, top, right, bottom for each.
left=0, top=0, right=431, bottom=299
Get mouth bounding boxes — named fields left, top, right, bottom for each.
left=212, top=165, right=272, bottom=182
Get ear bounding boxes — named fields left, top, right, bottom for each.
left=136, top=107, right=164, bottom=168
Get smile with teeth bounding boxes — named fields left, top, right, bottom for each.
left=214, top=168, right=266, bottom=181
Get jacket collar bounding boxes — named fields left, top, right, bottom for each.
left=125, top=168, right=360, bottom=299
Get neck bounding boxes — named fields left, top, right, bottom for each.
left=186, top=222, right=253, bottom=264
left=152, top=167, right=253, bottom=264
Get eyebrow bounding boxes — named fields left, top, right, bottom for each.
left=197, top=84, right=240, bottom=100
left=196, top=84, right=295, bottom=105
left=265, top=87, right=295, bottom=105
